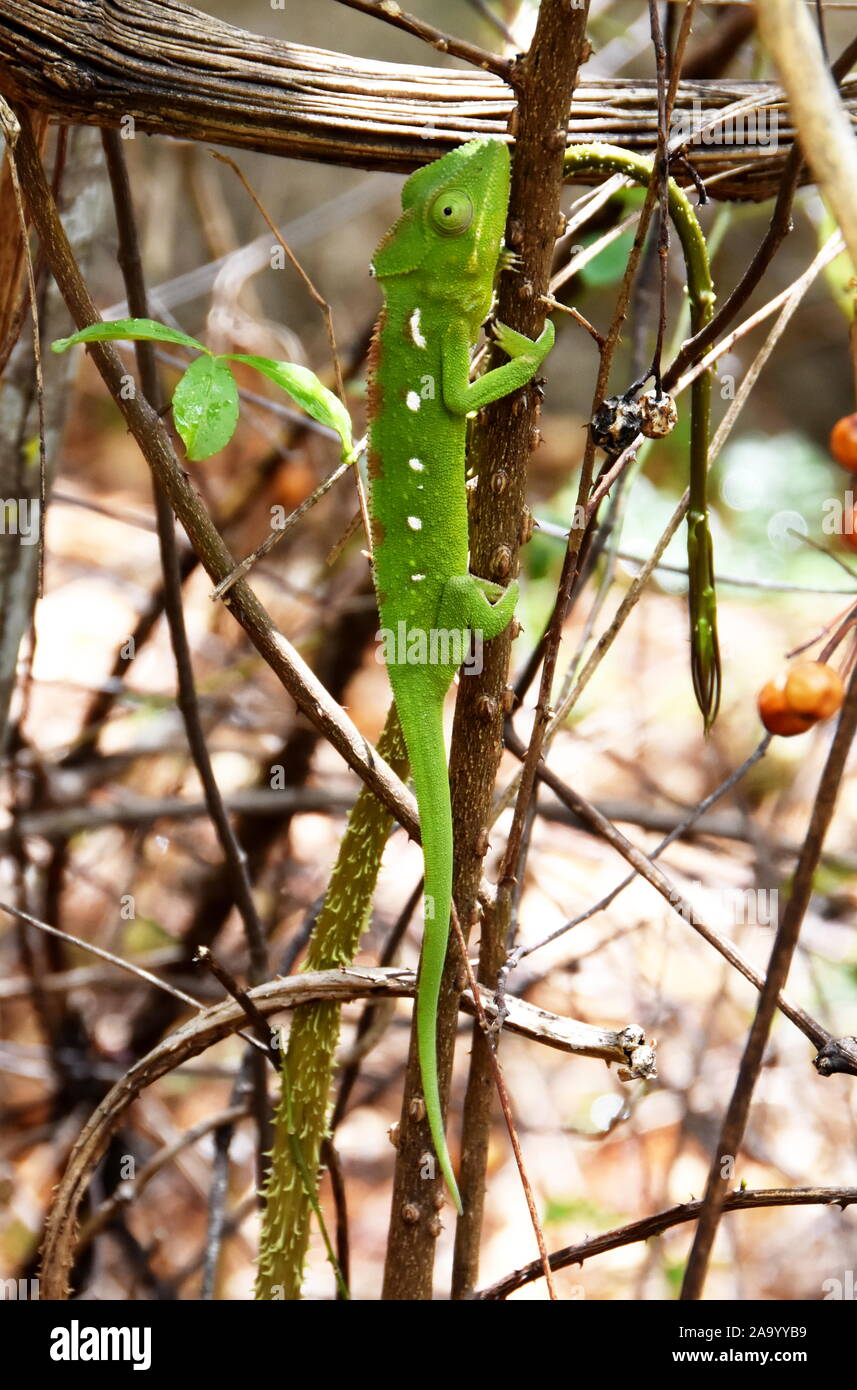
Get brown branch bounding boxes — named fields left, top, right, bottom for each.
left=0, top=899, right=202, bottom=1011
left=38, top=964, right=646, bottom=1297
left=5, top=783, right=855, bottom=871
left=450, top=907, right=557, bottom=1300
left=442, top=0, right=590, bottom=1303
left=475, top=1187, right=857, bottom=1299
left=101, top=128, right=276, bottom=1205
left=680, top=657, right=857, bottom=1299
left=508, top=3, right=698, bottom=714
left=0, top=0, right=842, bottom=200
left=331, top=0, right=510, bottom=79
left=502, top=737, right=834, bottom=1057
left=0, top=788, right=356, bottom=848
left=78, top=1103, right=251, bottom=1249
left=10, top=106, right=419, bottom=848
left=100, top=130, right=269, bottom=989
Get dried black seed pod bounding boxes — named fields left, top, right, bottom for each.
left=590, top=395, right=643, bottom=454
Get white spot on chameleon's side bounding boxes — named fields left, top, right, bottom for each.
left=406, top=391, right=421, bottom=412
left=411, top=573, right=426, bottom=582
left=408, top=308, right=427, bottom=348
left=408, top=458, right=424, bottom=471
left=407, top=516, right=422, bottom=530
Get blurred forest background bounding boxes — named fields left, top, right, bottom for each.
left=2, top=0, right=857, bottom=1300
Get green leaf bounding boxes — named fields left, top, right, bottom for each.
left=228, top=355, right=355, bottom=461
left=172, top=356, right=240, bottom=460
left=52, top=318, right=208, bottom=356
left=580, top=226, right=637, bottom=289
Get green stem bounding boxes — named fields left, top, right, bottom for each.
left=277, top=1051, right=350, bottom=1299
left=256, top=704, right=409, bottom=1299
left=563, top=144, right=720, bottom=728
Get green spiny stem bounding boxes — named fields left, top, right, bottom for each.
left=563, top=144, right=720, bottom=729
left=256, top=704, right=409, bottom=1300
left=277, top=1051, right=350, bottom=1299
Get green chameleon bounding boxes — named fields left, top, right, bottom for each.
left=48, top=134, right=718, bottom=1257
left=368, top=138, right=554, bottom=1213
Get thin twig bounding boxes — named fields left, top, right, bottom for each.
left=194, top=946, right=277, bottom=1058
left=210, top=453, right=357, bottom=602
left=331, top=0, right=511, bottom=79
left=0, top=900, right=202, bottom=1010
left=680, top=656, right=857, bottom=1298
left=79, top=1103, right=251, bottom=1247
left=209, top=151, right=346, bottom=401
left=499, top=747, right=833, bottom=1056
left=475, top=1187, right=857, bottom=1299
left=646, top=0, right=671, bottom=391
left=520, top=736, right=772, bottom=948
left=201, top=1052, right=255, bottom=1299
left=100, top=131, right=269, bottom=989
left=0, top=99, right=47, bottom=593
left=101, top=132, right=273, bottom=1214
left=450, top=905, right=557, bottom=1301
left=39, top=965, right=637, bottom=1296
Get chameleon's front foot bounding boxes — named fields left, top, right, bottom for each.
left=492, top=318, right=555, bottom=371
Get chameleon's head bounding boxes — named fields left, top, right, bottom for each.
left=371, top=138, right=511, bottom=323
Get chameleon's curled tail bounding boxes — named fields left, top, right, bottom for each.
left=404, top=693, right=464, bottom=1215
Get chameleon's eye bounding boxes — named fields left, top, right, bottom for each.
left=429, top=188, right=474, bottom=237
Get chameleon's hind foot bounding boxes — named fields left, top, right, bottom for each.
left=437, top=574, right=519, bottom=643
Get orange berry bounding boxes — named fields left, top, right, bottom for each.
left=757, top=678, right=817, bottom=737
left=830, top=413, right=857, bottom=471
left=784, top=661, right=844, bottom=720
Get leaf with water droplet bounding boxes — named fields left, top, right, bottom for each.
left=172, top=356, right=240, bottom=460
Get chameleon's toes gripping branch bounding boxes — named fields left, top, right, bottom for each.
left=437, top=575, right=520, bottom=644
left=492, top=317, right=555, bottom=368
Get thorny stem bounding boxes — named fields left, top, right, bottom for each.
left=256, top=706, right=408, bottom=1300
